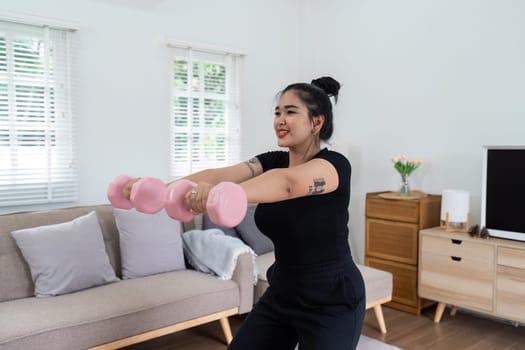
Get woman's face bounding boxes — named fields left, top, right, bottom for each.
left=274, top=90, right=314, bottom=148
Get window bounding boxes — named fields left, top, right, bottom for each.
left=170, top=45, right=242, bottom=179
left=0, top=19, right=77, bottom=207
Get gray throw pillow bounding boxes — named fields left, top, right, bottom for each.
left=114, top=208, right=185, bottom=279
left=203, top=213, right=240, bottom=238
left=235, top=205, right=274, bottom=255
left=11, top=211, right=119, bottom=297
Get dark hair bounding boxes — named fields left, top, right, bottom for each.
left=280, top=76, right=341, bottom=141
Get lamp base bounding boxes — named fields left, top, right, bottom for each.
left=440, top=212, right=471, bottom=233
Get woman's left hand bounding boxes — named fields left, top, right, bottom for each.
left=184, top=182, right=213, bottom=215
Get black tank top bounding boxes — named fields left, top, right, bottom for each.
left=254, top=148, right=353, bottom=267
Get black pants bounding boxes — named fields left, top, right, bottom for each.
left=228, top=257, right=366, bottom=350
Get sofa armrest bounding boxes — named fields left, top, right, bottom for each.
left=231, top=252, right=254, bottom=314
left=182, top=225, right=255, bottom=314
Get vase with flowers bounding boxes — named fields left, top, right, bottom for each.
left=391, top=155, right=422, bottom=196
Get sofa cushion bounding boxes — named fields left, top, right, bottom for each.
left=0, top=270, right=240, bottom=350
left=235, top=205, right=274, bottom=255
left=357, top=264, right=393, bottom=306
left=114, top=208, right=185, bottom=279
left=10, top=211, right=119, bottom=297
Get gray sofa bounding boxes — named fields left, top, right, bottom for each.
left=0, top=205, right=254, bottom=350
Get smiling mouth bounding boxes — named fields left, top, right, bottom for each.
left=277, top=130, right=289, bottom=138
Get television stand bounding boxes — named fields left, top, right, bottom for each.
left=418, top=227, right=525, bottom=324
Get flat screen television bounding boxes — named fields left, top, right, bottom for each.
left=481, top=145, right=525, bottom=242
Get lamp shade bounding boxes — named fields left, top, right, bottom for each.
left=441, top=189, right=470, bottom=223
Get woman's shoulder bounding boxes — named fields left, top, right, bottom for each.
left=315, top=149, right=352, bottom=179
left=316, top=148, right=350, bottom=166
left=256, top=150, right=289, bottom=170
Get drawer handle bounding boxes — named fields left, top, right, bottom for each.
left=450, top=256, right=462, bottom=262
left=451, top=239, right=462, bottom=245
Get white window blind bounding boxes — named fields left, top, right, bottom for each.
left=170, top=45, right=242, bottom=179
left=0, top=20, right=77, bottom=207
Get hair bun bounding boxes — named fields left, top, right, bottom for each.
left=311, top=77, right=341, bottom=100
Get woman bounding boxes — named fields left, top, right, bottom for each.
left=183, top=76, right=365, bottom=350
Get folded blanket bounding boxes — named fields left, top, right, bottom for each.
left=182, top=228, right=258, bottom=284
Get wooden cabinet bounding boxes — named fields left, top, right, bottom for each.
left=419, top=228, right=525, bottom=324
left=365, top=192, right=441, bottom=314
left=419, top=233, right=494, bottom=312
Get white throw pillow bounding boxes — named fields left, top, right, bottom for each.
left=11, top=211, right=119, bottom=297
left=113, top=209, right=185, bottom=279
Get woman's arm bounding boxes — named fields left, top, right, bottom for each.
left=183, top=157, right=263, bottom=185
left=240, top=158, right=339, bottom=204
left=123, top=158, right=263, bottom=205
left=181, top=158, right=263, bottom=213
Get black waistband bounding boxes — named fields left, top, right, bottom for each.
left=275, top=253, right=354, bottom=275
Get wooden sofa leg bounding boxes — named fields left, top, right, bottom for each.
left=373, top=305, right=387, bottom=334
left=219, top=317, right=233, bottom=344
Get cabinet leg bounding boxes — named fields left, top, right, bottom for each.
left=434, top=302, right=446, bottom=323
left=450, top=306, right=458, bottom=317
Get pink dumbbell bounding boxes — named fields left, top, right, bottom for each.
left=165, top=179, right=248, bottom=227
left=107, top=175, right=167, bottom=214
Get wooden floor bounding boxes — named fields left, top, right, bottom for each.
left=123, top=305, right=525, bottom=350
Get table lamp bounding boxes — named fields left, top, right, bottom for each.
left=440, top=189, right=470, bottom=232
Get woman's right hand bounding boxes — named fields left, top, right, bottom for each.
left=122, top=178, right=141, bottom=200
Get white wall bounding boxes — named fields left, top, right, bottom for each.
left=302, top=0, right=525, bottom=262
left=2, top=0, right=525, bottom=264
left=0, top=0, right=301, bottom=211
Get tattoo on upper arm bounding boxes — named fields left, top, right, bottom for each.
left=244, top=157, right=260, bottom=178
left=308, top=178, right=326, bottom=195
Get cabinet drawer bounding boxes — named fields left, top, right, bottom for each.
left=366, top=219, right=418, bottom=264
left=366, top=198, right=419, bottom=223
left=419, top=236, right=494, bottom=312
left=366, top=257, right=418, bottom=307
left=498, top=247, right=525, bottom=269
left=421, top=235, right=494, bottom=264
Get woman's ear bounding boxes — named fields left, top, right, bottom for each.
left=312, top=115, right=325, bottom=135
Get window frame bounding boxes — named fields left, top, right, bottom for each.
left=168, top=42, right=243, bottom=180
left=0, top=17, right=77, bottom=208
